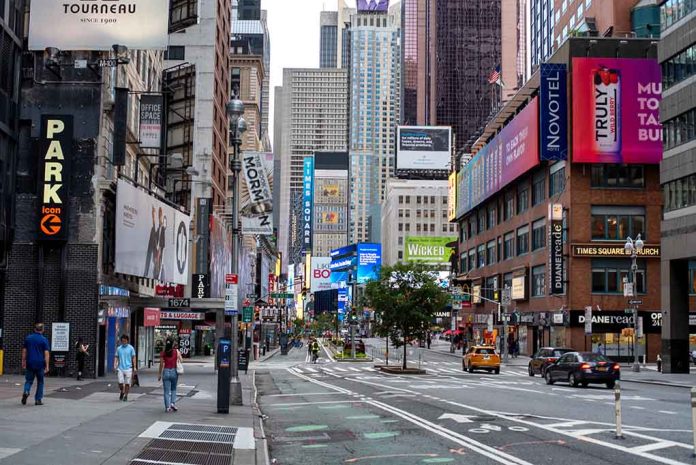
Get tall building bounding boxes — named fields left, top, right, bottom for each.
left=659, top=0, right=696, bottom=373
left=401, top=0, right=437, bottom=125
left=320, top=11, right=339, bottom=68
left=337, top=0, right=357, bottom=69
left=313, top=152, right=350, bottom=257
left=436, top=0, right=501, bottom=153
left=381, top=179, right=457, bottom=266
left=348, top=5, right=401, bottom=244
left=501, top=0, right=529, bottom=99
left=530, top=0, right=643, bottom=71
left=275, top=69, right=349, bottom=265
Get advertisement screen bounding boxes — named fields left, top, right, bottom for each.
left=310, top=257, right=333, bottom=292
left=115, top=180, right=190, bottom=285
left=572, top=58, right=662, bottom=164
left=540, top=64, right=568, bottom=161
left=397, top=126, right=452, bottom=171
left=404, top=236, right=457, bottom=264
left=357, top=0, right=389, bottom=12
left=241, top=152, right=274, bottom=235
left=28, top=0, right=168, bottom=50
left=357, top=243, right=382, bottom=284
left=457, top=97, right=539, bottom=216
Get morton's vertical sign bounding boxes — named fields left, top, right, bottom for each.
left=38, top=116, right=72, bottom=241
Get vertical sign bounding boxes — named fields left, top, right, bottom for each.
left=38, top=116, right=72, bottom=241
left=193, top=273, right=210, bottom=299
left=549, top=203, right=564, bottom=295
left=138, top=95, right=164, bottom=149
left=584, top=306, right=592, bottom=335
left=448, top=172, right=457, bottom=221
left=225, top=274, right=239, bottom=315
left=302, top=157, right=314, bottom=252
left=51, top=322, right=70, bottom=352
left=539, top=63, right=568, bottom=161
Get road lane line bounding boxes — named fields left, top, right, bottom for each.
left=659, top=410, right=677, bottom=415
left=630, top=442, right=675, bottom=453
left=264, top=392, right=341, bottom=397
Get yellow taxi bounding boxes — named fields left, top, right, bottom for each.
left=463, top=346, right=501, bottom=374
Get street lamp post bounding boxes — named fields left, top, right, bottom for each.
left=624, top=234, right=644, bottom=373
left=226, top=98, right=247, bottom=405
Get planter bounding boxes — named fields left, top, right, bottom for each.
left=378, top=366, right=426, bottom=375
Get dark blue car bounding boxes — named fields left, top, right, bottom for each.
left=545, top=352, right=620, bottom=389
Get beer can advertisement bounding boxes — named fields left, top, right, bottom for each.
left=572, top=58, right=662, bottom=164
left=310, top=257, right=332, bottom=292
left=240, top=152, right=274, bottom=235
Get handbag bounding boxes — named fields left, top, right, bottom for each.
left=176, top=350, right=184, bottom=375
left=132, top=372, right=140, bottom=387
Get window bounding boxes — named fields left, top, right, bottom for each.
left=165, top=46, right=185, bottom=60
left=487, top=240, right=496, bottom=265
left=398, top=223, right=403, bottom=232
left=470, top=217, right=477, bottom=238
left=664, top=174, right=696, bottom=212
left=550, top=164, right=566, bottom=196
left=532, top=265, right=546, bottom=297
left=504, top=192, right=515, bottom=220
left=498, top=237, right=503, bottom=262
left=517, top=226, right=530, bottom=256
left=503, top=272, right=513, bottom=290
left=478, top=209, right=486, bottom=233
left=661, top=0, right=696, bottom=29
left=399, top=195, right=404, bottom=204
left=532, top=218, right=546, bottom=250
left=405, top=196, right=411, bottom=204
left=398, top=251, right=403, bottom=259
left=488, top=205, right=497, bottom=228
left=663, top=43, right=696, bottom=90
left=689, top=261, right=696, bottom=294
left=591, top=260, right=646, bottom=294
left=504, top=232, right=515, bottom=260
left=468, top=249, right=476, bottom=271
left=417, top=196, right=422, bottom=204
left=591, top=206, right=646, bottom=240
left=398, top=236, right=403, bottom=245
left=518, top=186, right=529, bottom=214
left=460, top=253, right=468, bottom=273
left=591, top=165, right=645, bottom=188
left=485, top=276, right=497, bottom=302
left=477, top=244, right=486, bottom=268
left=532, top=173, right=545, bottom=206
left=663, top=107, right=696, bottom=150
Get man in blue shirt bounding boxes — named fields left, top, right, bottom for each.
left=21, top=323, right=50, bottom=406
left=114, top=334, right=136, bottom=402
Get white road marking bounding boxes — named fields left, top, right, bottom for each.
left=331, top=367, right=348, bottom=372
left=630, top=406, right=646, bottom=410
left=659, top=410, right=677, bottom=415
left=630, top=442, right=675, bottom=453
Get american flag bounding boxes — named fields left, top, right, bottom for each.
left=488, top=65, right=501, bottom=84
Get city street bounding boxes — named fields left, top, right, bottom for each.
left=257, top=339, right=695, bottom=465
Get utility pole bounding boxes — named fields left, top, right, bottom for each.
left=501, top=285, right=511, bottom=363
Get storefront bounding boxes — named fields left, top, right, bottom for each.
left=158, top=310, right=205, bottom=358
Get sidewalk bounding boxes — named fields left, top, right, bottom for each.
left=0, top=358, right=268, bottom=465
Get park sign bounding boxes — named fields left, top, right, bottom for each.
left=404, top=236, right=457, bottom=264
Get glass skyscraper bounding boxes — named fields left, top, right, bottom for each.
left=320, top=11, right=338, bottom=68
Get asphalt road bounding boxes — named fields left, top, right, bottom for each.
left=256, top=338, right=695, bottom=465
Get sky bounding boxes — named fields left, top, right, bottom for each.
left=262, top=0, right=358, bottom=147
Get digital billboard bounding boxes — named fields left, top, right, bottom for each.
left=572, top=58, right=662, bottom=164
left=28, top=0, right=169, bottom=50
left=404, top=236, right=457, bottom=264
left=540, top=64, right=568, bottom=161
left=357, top=0, right=389, bottom=12
left=456, top=97, right=540, bottom=216
left=357, top=243, right=382, bottom=284
left=115, top=180, right=191, bottom=285
left=310, top=257, right=333, bottom=293
left=397, top=126, right=452, bottom=172
left=240, top=152, right=274, bottom=235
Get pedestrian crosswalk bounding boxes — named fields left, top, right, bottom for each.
left=288, top=360, right=531, bottom=378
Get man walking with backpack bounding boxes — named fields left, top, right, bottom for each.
left=21, top=323, right=50, bottom=406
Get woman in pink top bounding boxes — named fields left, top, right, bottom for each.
left=157, top=339, right=181, bottom=412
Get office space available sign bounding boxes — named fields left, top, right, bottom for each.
left=38, top=116, right=72, bottom=241
left=540, top=64, right=568, bottom=161
left=28, top=0, right=169, bottom=50
left=302, top=157, right=314, bottom=252
left=138, top=95, right=163, bottom=149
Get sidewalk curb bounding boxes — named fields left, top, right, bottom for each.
left=250, top=369, right=271, bottom=465
left=620, top=378, right=694, bottom=389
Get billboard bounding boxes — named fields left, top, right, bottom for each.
left=397, top=126, right=452, bottom=171
left=457, top=97, right=540, bottom=216
left=28, top=0, right=169, bottom=50
left=138, top=95, right=163, bottom=149
left=540, top=64, right=568, bottom=161
left=302, top=157, right=314, bottom=252
left=115, top=180, right=191, bottom=285
left=572, top=58, right=662, bottom=164
left=357, top=0, right=389, bottom=12
left=38, top=115, right=72, bottom=241
left=404, top=236, right=457, bottom=264
left=310, top=257, right=333, bottom=292
left=448, top=172, right=457, bottom=221
left=240, top=152, right=274, bottom=235
left=357, top=243, right=381, bottom=284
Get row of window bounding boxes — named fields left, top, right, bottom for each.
left=663, top=174, right=696, bottom=213
left=398, top=223, right=457, bottom=233
left=398, top=195, right=447, bottom=205
left=662, top=43, right=696, bottom=90
left=663, top=107, right=696, bottom=151
left=398, top=209, right=448, bottom=219
left=661, top=0, right=696, bottom=29
left=590, top=207, right=646, bottom=240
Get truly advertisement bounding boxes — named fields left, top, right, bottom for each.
left=540, top=64, right=568, bottom=161
left=310, top=257, right=333, bottom=293
left=396, top=126, right=452, bottom=172
left=241, top=152, right=274, bottom=235
left=404, top=236, right=456, bottom=264
left=457, top=97, right=540, bottom=216
left=302, top=157, right=314, bottom=252
left=115, top=180, right=190, bottom=285
left=357, top=243, right=382, bottom=284
left=28, top=0, right=168, bottom=50
left=572, top=58, right=662, bottom=164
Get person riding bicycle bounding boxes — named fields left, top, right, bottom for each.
left=311, top=339, right=320, bottom=363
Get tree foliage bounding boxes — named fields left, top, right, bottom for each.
left=363, top=262, right=450, bottom=369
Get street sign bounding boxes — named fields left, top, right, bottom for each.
left=628, top=299, right=643, bottom=306
left=168, top=298, right=190, bottom=308
left=242, top=306, right=253, bottom=323
left=271, top=292, right=293, bottom=299
left=225, top=274, right=239, bottom=315
left=98, top=58, right=118, bottom=67
left=623, top=282, right=634, bottom=297
left=502, top=288, right=512, bottom=307
left=246, top=293, right=258, bottom=299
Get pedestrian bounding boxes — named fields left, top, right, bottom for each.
left=158, top=338, right=181, bottom=412
left=21, top=323, right=50, bottom=406
left=75, top=337, right=89, bottom=381
left=656, top=353, right=662, bottom=373
left=265, top=334, right=270, bottom=353
left=596, top=343, right=603, bottom=355
left=114, top=334, right=136, bottom=402
left=426, top=333, right=431, bottom=349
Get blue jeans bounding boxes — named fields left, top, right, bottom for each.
left=24, top=367, right=45, bottom=401
left=162, top=368, right=178, bottom=410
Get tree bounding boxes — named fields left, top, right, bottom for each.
left=311, top=312, right=335, bottom=334
left=363, top=262, right=450, bottom=370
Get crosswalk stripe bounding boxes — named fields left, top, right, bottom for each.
left=331, top=367, right=348, bottom=372
left=348, top=367, right=361, bottom=372
left=304, top=367, right=317, bottom=373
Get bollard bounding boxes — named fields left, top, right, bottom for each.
left=691, top=387, right=696, bottom=457
left=614, top=381, right=624, bottom=439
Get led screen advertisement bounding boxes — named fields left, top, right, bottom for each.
left=28, top=0, right=169, bottom=50
left=397, top=126, right=452, bottom=171
left=457, top=97, right=540, bottom=216
left=357, top=0, right=389, bottom=12
left=572, top=58, right=662, bottom=164
left=115, top=180, right=191, bottom=285
left=404, top=236, right=457, bottom=264
left=356, top=243, right=382, bottom=284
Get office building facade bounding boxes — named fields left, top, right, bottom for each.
left=313, top=152, right=350, bottom=257
left=320, top=11, right=339, bottom=68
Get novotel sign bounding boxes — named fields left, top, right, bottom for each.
left=38, top=116, right=72, bottom=241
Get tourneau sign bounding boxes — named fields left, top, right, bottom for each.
left=38, top=116, right=72, bottom=241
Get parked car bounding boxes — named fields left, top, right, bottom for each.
left=528, top=347, right=575, bottom=376
left=463, top=346, right=500, bottom=374
left=545, top=352, right=620, bottom=389
left=343, top=339, right=366, bottom=354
